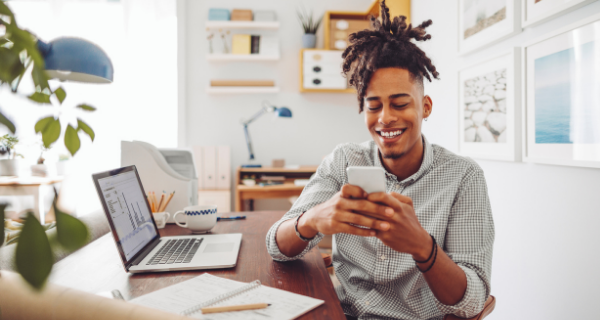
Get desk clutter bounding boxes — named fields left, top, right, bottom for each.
left=130, top=273, right=323, bottom=319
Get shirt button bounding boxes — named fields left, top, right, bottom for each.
left=365, top=301, right=370, bottom=306
left=380, top=255, right=386, bottom=260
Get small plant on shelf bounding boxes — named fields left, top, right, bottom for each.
left=297, top=7, right=323, bottom=48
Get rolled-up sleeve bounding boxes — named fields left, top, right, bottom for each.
left=265, top=146, right=347, bottom=262
left=434, top=167, right=495, bottom=318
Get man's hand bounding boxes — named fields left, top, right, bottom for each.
left=365, top=192, right=432, bottom=260
left=297, top=184, right=394, bottom=239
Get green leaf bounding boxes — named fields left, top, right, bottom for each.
left=34, top=116, right=54, bottom=133
left=54, top=87, right=66, bottom=104
left=15, top=212, right=54, bottom=290
left=28, top=92, right=51, bottom=104
left=64, top=124, right=80, bottom=156
left=0, top=111, right=16, bottom=133
left=0, top=38, right=9, bottom=46
left=54, top=200, right=89, bottom=252
left=0, top=2, right=15, bottom=21
left=77, top=119, right=95, bottom=141
left=0, top=47, right=23, bottom=83
left=76, top=104, right=97, bottom=112
left=41, top=118, right=60, bottom=148
left=0, top=204, right=6, bottom=247
left=31, top=64, right=49, bottom=90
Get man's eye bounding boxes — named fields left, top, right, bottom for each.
left=392, top=103, right=409, bottom=109
left=367, top=104, right=382, bottom=110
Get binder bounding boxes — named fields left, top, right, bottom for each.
left=203, top=146, right=217, bottom=189
left=217, top=146, right=231, bottom=189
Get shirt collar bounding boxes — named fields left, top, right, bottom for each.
left=373, top=134, right=434, bottom=184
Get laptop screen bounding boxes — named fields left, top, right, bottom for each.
left=97, top=169, right=158, bottom=261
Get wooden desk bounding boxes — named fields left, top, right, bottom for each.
left=50, top=211, right=345, bottom=320
left=235, top=166, right=317, bottom=211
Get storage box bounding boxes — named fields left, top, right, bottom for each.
left=254, top=10, right=276, bottom=21
left=208, top=8, right=230, bottom=21
left=231, top=9, right=253, bottom=21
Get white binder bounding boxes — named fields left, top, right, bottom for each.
left=202, top=146, right=217, bottom=189
left=217, top=146, right=231, bottom=189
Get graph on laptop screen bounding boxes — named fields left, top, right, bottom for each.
left=98, top=171, right=157, bottom=260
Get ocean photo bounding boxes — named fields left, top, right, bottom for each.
left=534, top=40, right=600, bottom=144
left=463, top=0, right=506, bottom=39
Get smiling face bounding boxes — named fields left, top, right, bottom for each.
left=364, top=68, right=432, bottom=160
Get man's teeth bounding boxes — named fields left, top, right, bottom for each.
left=380, top=130, right=403, bottom=137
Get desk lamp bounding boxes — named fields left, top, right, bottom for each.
left=37, top=37, right=114, bottom=83
left=241, top=101, right=292, bottom=168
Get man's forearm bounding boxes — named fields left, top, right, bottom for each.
left=275, top=213, right=317, bottom=257
left=417, top=245, right=468, bottom=306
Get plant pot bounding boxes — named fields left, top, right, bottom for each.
left=0, top=159, right=21, bottom=176
left=302, top=33, right=317, bottom=48
left=56, top=160, right=70, bottom=176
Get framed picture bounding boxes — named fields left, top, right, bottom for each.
left=522, top=0, right=598, bottom=28
left=523, top=13, right=600, bottom=168
left=458, top=0, right=521, bottom=54
left=458, top=48, right=521, bottom=162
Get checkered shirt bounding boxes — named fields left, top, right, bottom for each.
left=266, top=135, right=494, bottom=320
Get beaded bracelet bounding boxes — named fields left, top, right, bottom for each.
left=416, top=244, right=438, bottom=273
left=294, top=211, right=315, bottom=242
left=413, top=234, right=436, bottom=264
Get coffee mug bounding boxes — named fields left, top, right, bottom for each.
left=153, top=212, right=171, bottom=229
left=173, top=205, right=218, bottom=233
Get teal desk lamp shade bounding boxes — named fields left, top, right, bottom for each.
left=242, top=103, right=292, bottom=167
left=37, top=37, right=113, bottom=83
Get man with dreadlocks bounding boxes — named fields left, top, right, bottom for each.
left=266, top=1, right=494, bottom=319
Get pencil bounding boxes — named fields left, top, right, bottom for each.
left=201, top=303, right=270, bottom=314
left=161, top=191, right=174, bottom=212
left=157, top=193, right=165, bottom=212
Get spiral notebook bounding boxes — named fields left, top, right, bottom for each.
left=130, top=273, right=324, bottom=320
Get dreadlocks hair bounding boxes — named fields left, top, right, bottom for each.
left=342, top=0, right=440, bottom=112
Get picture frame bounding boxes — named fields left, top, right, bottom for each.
left=522, top=13, right=600, bottom=168
left=458, top=0, right=521, bottom=54
left=522, top=0, right=598, bottom=28
left=458, top=48, right=521, bottom=162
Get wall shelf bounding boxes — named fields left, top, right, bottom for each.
left=207, top=54, right=280, bottom=61
left=206, top=86, right=280, bottom=94
left=205, top=21, right=280, bottom=30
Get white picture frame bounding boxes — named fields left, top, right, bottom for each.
left=522, top=0, right=598, bottom=28
left=458, top=48, right=522, bottom=162
left=458, top=0, right=521, bottom=54
left=522, top=13, right=600, bottom=168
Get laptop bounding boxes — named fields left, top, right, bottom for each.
left=92, top=165, right=242, bottom=273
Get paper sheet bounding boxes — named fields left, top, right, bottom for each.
left=130, top=273, right=324, bottom=320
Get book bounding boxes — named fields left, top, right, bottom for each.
left=210, top=80, right=275, bottom=87
left=130, top=273, right=324, bottom=320
left=258, top=35, right=278, bottom=57
left=231, top=34, right=251, bottom=54
left=251, top=35, right=260, bottom=54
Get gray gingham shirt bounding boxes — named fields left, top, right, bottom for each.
left=266, top=135, right=494, bottom=320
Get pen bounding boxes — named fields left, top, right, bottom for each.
left=217, top=216, right=247, bottom=221
left=201, top=303, right=271, bottom=314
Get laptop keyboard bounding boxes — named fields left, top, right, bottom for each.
left=146, top=238, right=203, bottom=265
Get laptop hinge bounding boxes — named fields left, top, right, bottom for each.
left=127, top=237, right=162, bottom=270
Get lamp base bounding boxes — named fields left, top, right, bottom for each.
left=241, top=164, right=262, bottom=168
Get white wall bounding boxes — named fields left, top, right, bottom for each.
left=184, top=0, right=600, bottom=318
left=412, top=1, right=600, bottom=319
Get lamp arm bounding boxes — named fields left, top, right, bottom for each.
left=243, top=124, right=255, bottom=160
left=242, top=106, right=273, bottom=126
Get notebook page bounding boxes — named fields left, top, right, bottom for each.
left=130, top=274, right=247, bottom=314
left=196, top=285, right=324, bottom=320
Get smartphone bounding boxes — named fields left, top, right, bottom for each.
left=346, top=166, right=386, bottom=194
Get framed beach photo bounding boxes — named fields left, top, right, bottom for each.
left=522, top=0, right=598, bottom=28
left=458, top=0, right=521, bottom=54
left=523, top=13, right=600, bottom=168
left=458, top=48, right=521, bottom=162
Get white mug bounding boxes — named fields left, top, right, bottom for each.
left=153, top=212, right=171, bottom=229
left=173, top=205, right=218, bottom=233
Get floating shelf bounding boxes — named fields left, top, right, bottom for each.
left=205, top=21, right=280, bottom=30
left=207, top=54, right=280, bottom=62
left=206, top=86, right=280, bottom=94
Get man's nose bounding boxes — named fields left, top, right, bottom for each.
left=379, top=105, right=397, bottom=125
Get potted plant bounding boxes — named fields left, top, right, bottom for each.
left=297, top=7, right=323, bottom=48
left=0, top=134, right=23, bottom=176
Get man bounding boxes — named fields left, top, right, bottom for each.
left=266, top=2, right=494, bottom=319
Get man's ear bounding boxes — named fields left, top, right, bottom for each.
left=422, top=95, right=433, bottom=119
